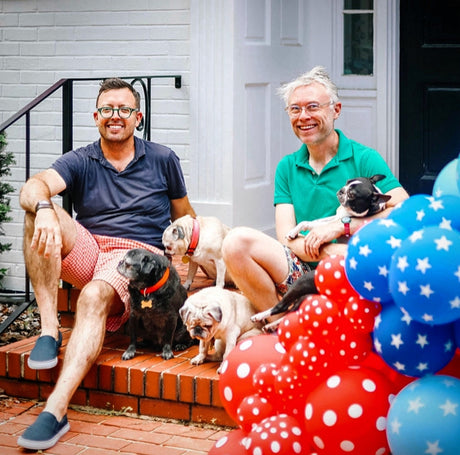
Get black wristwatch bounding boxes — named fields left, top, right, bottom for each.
left=35, top=200, right=54, bottom=213
left=341, top=216, right=351, bottom=237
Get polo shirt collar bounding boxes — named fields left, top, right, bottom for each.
left=295, top=129, right=352, bottom=170
left=88, top=136, right=146, bottom=166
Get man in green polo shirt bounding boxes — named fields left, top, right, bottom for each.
left=222, top=66, right=408, bottom=315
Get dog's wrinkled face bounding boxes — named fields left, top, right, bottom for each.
left=337, top=174, right=391, bottom=216
left=162, top=216, right=194, bottom=256
left=179, top=302, right=222, bottom=342
left=117, top=248, right=167, bottom=289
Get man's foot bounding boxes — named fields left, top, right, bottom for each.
left=17, top=411, right=70, bottom=450
left=27, top=331, right=62, bottom=370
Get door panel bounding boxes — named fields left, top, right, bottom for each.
left=400, top=0, right=460, bottom=195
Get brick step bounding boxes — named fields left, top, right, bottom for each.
left=0, top=258, right=237, bottom=428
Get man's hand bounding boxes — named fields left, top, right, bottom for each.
left=31, top=209, right=62, bottom=259
left=302, top=220, right=343, bottom=259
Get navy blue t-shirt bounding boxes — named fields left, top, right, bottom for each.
left=52, top=136, right=187, bottom=249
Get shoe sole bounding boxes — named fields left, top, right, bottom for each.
left=27, top=356, right=58, bottom=370
left=17, top=422, right=70, bottom=450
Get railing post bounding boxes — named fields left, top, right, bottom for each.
left=62, top=79, right=73, bottom=216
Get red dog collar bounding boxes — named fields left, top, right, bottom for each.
left=141, top=267, right=170, bottom=296
left=185, top=218, right=200, bottom=256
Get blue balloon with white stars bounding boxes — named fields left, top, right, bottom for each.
left=344, top=218, right=409, bottom=303
left=373, top=302, right=455, bottom=377
left=388, top=194, right=460, bottom=232
left=433, top=158, right=460, bottom=198
left=387, top=375, right=460, bottom=455
left=389, top=226, right=460, bottom=325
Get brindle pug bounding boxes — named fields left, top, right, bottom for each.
left=117, top=248, right=195, bottom=360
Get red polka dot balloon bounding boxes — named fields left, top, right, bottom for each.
left=304, top=367, right=393, bottom=455
left=252, top=362, right=279, bottom=402
left=247, top=414, right=309, bottom=454
left=298, top=294, right=342, bottom=337
left=343, top=294, right=382, bottom=333
left=219, top=335, right=286, bottom=423
left=277, top=310, right=306, bottom=350
left=209, top=428, right=249, bottom=455
left=237, top=394, right=273, bottom=433
left=314, top=255, right=357, bottom=304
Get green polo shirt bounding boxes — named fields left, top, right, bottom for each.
left=274, top=129, right=401, bottom=224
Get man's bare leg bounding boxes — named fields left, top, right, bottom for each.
left=222, top=227, right=289, bottom=313
left=43, top=280, right=116, bottom=420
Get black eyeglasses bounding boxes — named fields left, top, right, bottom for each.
left=97, top=106, right=139, bottom=119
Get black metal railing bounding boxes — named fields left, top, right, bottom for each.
left=0, top=74, right=182, bottom=335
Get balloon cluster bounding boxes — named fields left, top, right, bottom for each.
left=210, top=157, right=460, bottom=455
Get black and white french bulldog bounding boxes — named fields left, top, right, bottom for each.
left=286, top=174, right=391, bottom=240
left=253, top=175, right=391, bottom=330
left=117, top=248, right=195, bottom=361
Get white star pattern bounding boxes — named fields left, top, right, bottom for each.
left=374, top=338, right=382, bottom=353
left=374, top=314, right=382, bottom=329
left=416, top=209, right=426, bottom=221
left=416, top=362, right=428, bottom=372
left=425, top=440, right=443, bottom=455
left=420, top=284, right=434, bottom=299
left=378, top=265, right=389, bottom=277
left=439, top=217, right=452, bottom=230
left=393, top=361, right=405, bottom=371
left=379, top=218, right=397, bottom=227
left=351, top=234, right=360, bottom=246
left=445, top=340, right=454, bottom=352
left=387, top=236, right=403, bottom=249
left=449, top=296, right=460, bottom=309
left=400, top=308, right=412, bottom=325
left=348, top=257, right=358, bottom=270
left=398, top=281, right=410, bottom=295
left=415, top=257, right=431, bottom=274
left=422, top=313, right=434, bottom=323
left=397, top=256, right=410, bottom=272
left=359, top=244, right=372, bottom=257
left=390, top=418, right=402, bottom=434
left=391, top=333, right=404, bottom=349
left=415, top=334, right=429, bottom=348
left=434, top=235, right=452, bottom=251
left=439, top=399, right=458, bottom=416
left=455, top=266, right=460, bottom=281
left=363, top=281, right=374, bottom=291
left=408, top=397, right=425, bottom=413
left=429, top=199, right=444, bottom=211
left=409, top=230, right=424, bottom=242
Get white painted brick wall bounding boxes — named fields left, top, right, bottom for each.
left=0, top=0, right=192, bottom=291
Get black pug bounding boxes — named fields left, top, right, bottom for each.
left=117, top=248, right=195, bottom=360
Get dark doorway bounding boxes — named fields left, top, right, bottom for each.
left=399, top=0, right=460, bottom=195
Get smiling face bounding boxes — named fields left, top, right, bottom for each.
left=93, top=87, right=142, bottom=146
left=288, top=82, right=341, bottom=146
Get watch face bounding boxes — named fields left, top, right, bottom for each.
left=342, top=216, right=351, bottom=224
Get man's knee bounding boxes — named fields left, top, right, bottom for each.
left=77, top=281, right=116, bottom=317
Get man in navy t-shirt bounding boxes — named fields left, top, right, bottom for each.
left=18, top=78, right=196, bottom=450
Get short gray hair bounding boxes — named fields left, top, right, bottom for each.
left=277, top=66, right=339, bottom=106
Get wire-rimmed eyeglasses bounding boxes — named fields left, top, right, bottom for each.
left=97, top=106, right=139, bottom=119
left=285, top=101, right=334, bottom=118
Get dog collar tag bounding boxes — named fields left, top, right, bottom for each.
left=182, top=255, right=190, bottom=264
left=141, top=299, right=153, bottom=309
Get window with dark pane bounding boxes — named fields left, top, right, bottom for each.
left=343, top=0, right=374, bottom=75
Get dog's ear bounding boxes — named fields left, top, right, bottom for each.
left=140, top=255, right=155, bottom=275
left=372, top=192, right=392, bottom=203
left=172, top=226, right=185, bottom=240
left=206, top=304, right=223, bottom=323
left=369, top=174, right=386, bottom=184
left=179, top=304, right=190, bottom=323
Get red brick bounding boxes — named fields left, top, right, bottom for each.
left=0, top=378, right=39, bottom=399
left=66, top=432, right=130, bottom=451
left=88, top=390, right=139, bottom=415
left=113, top=353, right=152, bottom=394
left=139, top=397, right=190, bottom=421
left=161, top=357, right=192, bottom=401
left=191, top=404, right=236, bottom=427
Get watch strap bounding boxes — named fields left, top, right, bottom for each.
left=35, top=200, right=54, bottom=213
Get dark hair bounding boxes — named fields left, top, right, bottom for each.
left=96, top=78, right=141, bottom=109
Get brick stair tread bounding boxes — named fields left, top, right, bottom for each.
left=0, top=257, right=237, bottom=428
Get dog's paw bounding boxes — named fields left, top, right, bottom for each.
left=122, top=347, right=136, bottom=360
left=183, top=280, right=192, bottom=290
left=190, top=354, right=206, bottom=365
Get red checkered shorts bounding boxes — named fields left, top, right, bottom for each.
left=61, top=221, right=163, bottom=332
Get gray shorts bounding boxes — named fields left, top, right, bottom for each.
left=275, top=245, right=312, bottom=295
